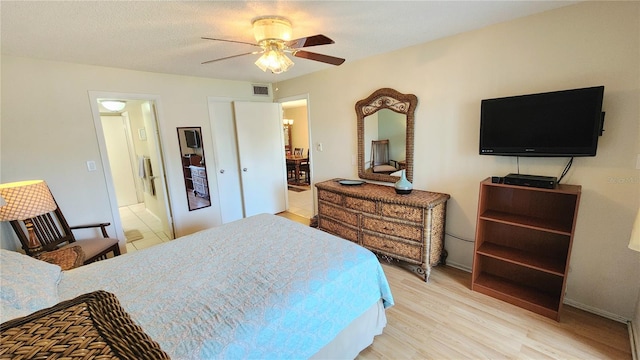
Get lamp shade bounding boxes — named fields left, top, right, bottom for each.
left=255, top=47, right=294, bottom=74
left=0, top=180, right=57, bottom=221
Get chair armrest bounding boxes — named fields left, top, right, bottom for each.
left=70, top=223, right=111, bottom=238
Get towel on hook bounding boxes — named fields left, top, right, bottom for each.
left=143, top=157, right=156, bottom=196
left=138, top=156, right=146, bottom=178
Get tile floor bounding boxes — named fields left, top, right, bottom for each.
left=121, top=189, right=312, bottom=254
left=120, top=203, right=171, bottom=253
left=287, top=187, right=313, bottom=219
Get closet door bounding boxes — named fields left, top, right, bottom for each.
left=234, top=101, right=287, bottom=217
left=208, top=100, right=244, bottom=223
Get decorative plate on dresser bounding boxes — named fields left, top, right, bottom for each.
left=338, top=179, right=366, bottom=186
left=315, top=179, right=450, bottom=281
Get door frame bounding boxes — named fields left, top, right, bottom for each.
left=88, top=91, right=175, bottom=246
left=278, top=94, right=314, bottom=212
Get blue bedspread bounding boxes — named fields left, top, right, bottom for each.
left=58, top=214, right=394, bottom=359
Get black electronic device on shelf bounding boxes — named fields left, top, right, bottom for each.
left=503, top=173, right=557, bottom=189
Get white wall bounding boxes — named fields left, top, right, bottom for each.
left=0, top=56, right=270, bottom=250
left=283, top=106, right=309, bottom=154
left=275, top=2, right=640, bottom=320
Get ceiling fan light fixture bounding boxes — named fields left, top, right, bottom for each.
left=252, top=16, right=292, bottom=42
left=101, top=100, right=126, bottom=112
left=255, top=48, right=294, bottom=74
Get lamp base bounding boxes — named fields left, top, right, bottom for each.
left=25, top=220, right=44, bottom=256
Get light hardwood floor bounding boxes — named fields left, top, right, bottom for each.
left=276, top=212, right=631, bottom=359
left=358, top=264, right=631, bottom=359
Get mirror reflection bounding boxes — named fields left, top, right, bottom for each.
left=177, top=127, right=211, bottom=211
left=283, top=119, right=293, bottom=153
left=364, top=109, right=407, bottom=175
left=357, top=88, right=417, bottom=183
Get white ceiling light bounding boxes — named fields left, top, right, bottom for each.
left=252, top=16, right=292, bottom=43
left=101, top=100, right=126, bottom=112
left=252, top=16, right=295, bottom=74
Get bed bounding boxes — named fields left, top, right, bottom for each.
left=1, top=213, right=394, bottom=359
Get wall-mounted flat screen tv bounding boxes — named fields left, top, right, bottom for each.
left=185, top=130, right=201, bottom=148
left=479, top=86, right=604, bottom=157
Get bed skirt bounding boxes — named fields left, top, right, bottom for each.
left=311, top=299, right=386, bottom=359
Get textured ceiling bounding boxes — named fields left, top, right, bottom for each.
left=1, top=1, right=577, bottom=84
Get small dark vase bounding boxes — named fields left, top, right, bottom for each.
left=394, top=169, right=413, bottom=195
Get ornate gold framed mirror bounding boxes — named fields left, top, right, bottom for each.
left=356, top=88, right=417, bottom=183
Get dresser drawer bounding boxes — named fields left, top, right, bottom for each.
left=361, top=215, right=422, bottom=242
left=381, top=203, right=423, bottom=223
left=314, top=179, right=451, bottom=282
left=362, top=232, right=422, bottom=263
left=193, top=176, right=206, bottom=185
left=318, top=202, right=358, bottom=227
left=318, top=217, right=358, bottom=243
left=194, top=183, right=208, bottom=195
left=318, top=189, right=342, bottom=205
left=345, top=197, right=376, bottom=214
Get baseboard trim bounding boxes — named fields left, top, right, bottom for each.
left=444, top=261, right=472, bottom=273
left=443, top=263, right=631, bottom=325
left=629, top=320, right=639, bottom=360
left=560, top=298, right=628, bottom=323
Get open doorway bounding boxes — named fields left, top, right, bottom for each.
left=89, top=93, right=175, bottom=253
left=281, top=97, right=313, bottom=219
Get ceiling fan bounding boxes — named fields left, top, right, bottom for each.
left=201, top=16, right=345, bottom=74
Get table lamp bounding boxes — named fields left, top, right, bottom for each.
left=0, top=180, right=58, bottom=256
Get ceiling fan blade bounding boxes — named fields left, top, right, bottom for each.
left=286, top=34, right=334, bottom=49
left=201, top=51, right=259, bottom=65
left=201, top=37, right=260, bottom=47
left=293, top=50, right=345, bottom=66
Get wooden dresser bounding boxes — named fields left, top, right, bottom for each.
left=189, top=165, right=209, bottom=199
left=315, top=179, right=450, bottom=281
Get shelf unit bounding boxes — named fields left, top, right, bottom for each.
left=471, top=178, right=581, bottom=321
left=181, top=156, right=194, bottom=190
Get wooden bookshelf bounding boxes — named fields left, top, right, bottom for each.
left=471, top=178, right=581, bottom=321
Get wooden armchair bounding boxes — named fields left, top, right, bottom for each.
left=10, top=206, right=121, bottom=265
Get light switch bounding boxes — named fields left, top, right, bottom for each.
left=86, top=160, right=97, bottom=172
left=317, top=142, right=323, bottom=152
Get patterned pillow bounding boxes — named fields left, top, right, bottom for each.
left=0, top=249, right=61, bottom=322
left=0, top=290, right=170, bottom=360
